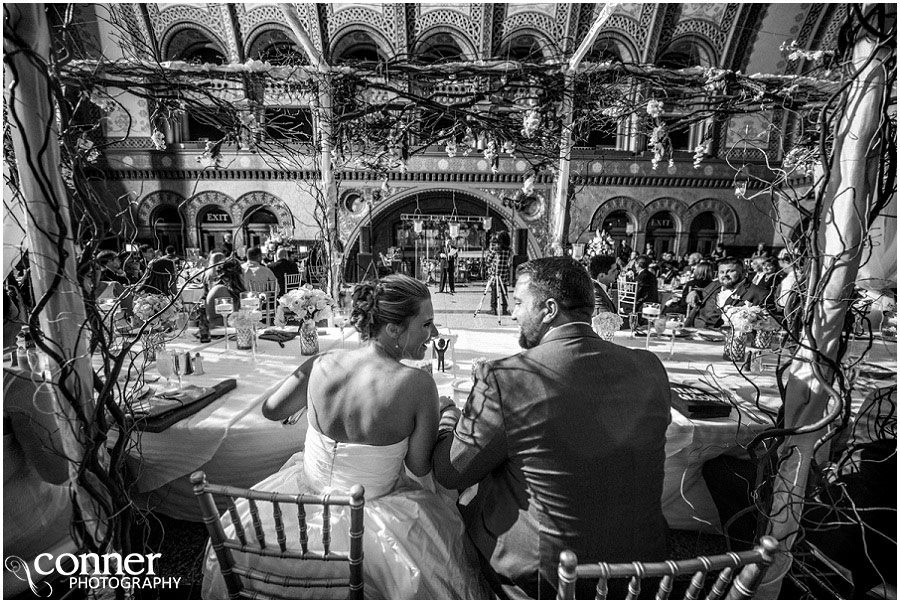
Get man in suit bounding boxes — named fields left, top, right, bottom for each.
left=634, top=254, right=659, bottom=314
left=433, top=256, right=671, bottom=598
left=685, top=257, right=771, bottom=328
left=267, top=247, right=300, bottom=296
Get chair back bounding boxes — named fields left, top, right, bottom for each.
left=616, top=278, right=638, bottom=317
left=284, top=273, right=303, bottom=292
left=557, top=536, right=778, bottom=600
left=249, top=280, right=278, bottom=325
left=308, top=265, right=328, bottom=289
left=191, top=471, right=365, bottom=599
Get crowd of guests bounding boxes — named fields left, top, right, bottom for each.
left=588, top=241, right=800, bottom=328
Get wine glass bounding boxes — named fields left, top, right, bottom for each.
left=333, top=308, right=351, bottom=348
left=157, top=350, right=174, bottom=386
left=641, top=303, right=661, bottom=350
left=214, top=297, right=234, bottom=350
left=172, top=352, right=185, bottom=389
left=666, top=313, right=686, bottom=359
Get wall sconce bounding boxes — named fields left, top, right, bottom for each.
left=448, top=221, right=460, bottom=238
left=572, top=243, right=586, bottom=261
left=482, top=217, right=493, bottom=230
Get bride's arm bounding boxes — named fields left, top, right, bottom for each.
left=262, top=355, right=318, bottom=421
left=403, top=371, right=440, bottom=476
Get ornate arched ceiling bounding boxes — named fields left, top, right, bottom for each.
left=110, top=4, right=847, bottom=78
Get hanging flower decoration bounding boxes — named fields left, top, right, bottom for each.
left=77, top=135, right=100, bottom=163
left=484, top=139, right=499, bottom=173
left=693, top=141, right=709, bottom=169
left=445, top=139, right=458, bottom=158
left=648, top=124, right=671, bottom=170
left=502, top=140, right=516, bottom=156
left=150, top=129, right=167, bottom=151
left=646, top=99, right=664, bottom=119
left=521, top=109, right=541, bottom=138
left=274, top=285, right=335, bottom=327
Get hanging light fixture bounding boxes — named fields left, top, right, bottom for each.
left=482, top=216, right=493, bottom=230
left=572, top=243, right=586, bottom=261
left=734, top=166, right=749, bottom=198
left=412, top=194, right=424, bottom=233
left=448, top=190, right=460, bottom=237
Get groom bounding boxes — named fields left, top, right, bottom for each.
left=433, top=256, right=671, bottom=598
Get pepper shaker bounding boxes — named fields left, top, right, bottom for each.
left=193, top=352, right=205, bottom=375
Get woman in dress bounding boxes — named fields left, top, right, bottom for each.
left=201, top=274, right=490, bottom=599
left=664, top=260, right=715, bottom=315
left=204, top=258, right=245, bottom=327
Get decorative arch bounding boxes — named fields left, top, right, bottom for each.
left=588, top=32, right=639, bottom=64
left=161, top=23, right=227, bottom=62
left=414, top=27, right=478, bottom=61
left=590, top=197, right=642, bottom=231
left=344, top=186, right=542, bottom=258
left=496, top=29, right=554, bottom=61
left=656, top=34, right=717, bottom=68
left=329, top=26, right=394, bottom=63
left=233, top=192, right=293, bottom=228
left=245, top=25, right=306, bottom=63
left=639, top=198, right=689, bottom=230
left=138, top=191, right=186, bottom=226
left=185, top=191, right=235, bottom=226
left=683, top=198, right=740, bottom=234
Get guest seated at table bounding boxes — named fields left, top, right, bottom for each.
left=685, top=257, right=770, bottom=328
left=201, top=251, right=225, bottom=290
left=202, top=275, right=491, bottom=599
left=205, top=258, right=245, bottom=327
left=657, top=251, right=681, bottom=285
left=137, top=248, right=177, bottom=296
left=634, top=254, right=660, bottom=314
left=664, top=260, right=715, bottom=315
left=433, top=257, right=671, bottom=599
left=588, top=254, right=617, bottom=315
left=266, top=247, right=300, bottom=297
left=3, top=289, right=75, bottom=597
left=751, top=256, right=780, bottom=294
left=242, top=246, right=277, bottom=293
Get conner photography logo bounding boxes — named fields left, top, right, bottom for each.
left=5, top=551, right=181, bottom=597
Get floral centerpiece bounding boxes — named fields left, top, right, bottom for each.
left=132, top=293, right=177, bottom=361
left=722, top=303, right=777, bottom=360
left=592, top=311, right=621, bottom=341
left=274, top=285, right=335, bottom=355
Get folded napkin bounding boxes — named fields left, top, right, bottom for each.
left=259, top=331, right=296, bottom=343
left=132, top=385, right=214, bottom=418
left=694, top=329, right=725, bottom=342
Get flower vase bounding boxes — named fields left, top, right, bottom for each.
left=299, top=320, right=319, bottom=356
left=235, top=325, right=255, bottom=350
left=723, top=329, right=748, bottom=362
left=753, top=329, right=774, bottom=349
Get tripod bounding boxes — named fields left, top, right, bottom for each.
left=473, top=273, right=509, bottom=324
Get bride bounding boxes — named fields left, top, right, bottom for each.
left=201, top=274, right=490, bottom=599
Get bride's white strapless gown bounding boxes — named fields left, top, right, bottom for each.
left=201, top=424, right=491, bottom=599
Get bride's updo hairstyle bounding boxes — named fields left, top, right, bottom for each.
left=351, top=274, right=430, bottom=341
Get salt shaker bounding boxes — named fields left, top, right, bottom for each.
left=192, top=352, right=205, bottom=375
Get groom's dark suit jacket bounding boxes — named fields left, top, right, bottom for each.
left=433, top=323, right=671, bottom=597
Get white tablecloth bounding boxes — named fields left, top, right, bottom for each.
left=127, top=327, right=352, bottom=519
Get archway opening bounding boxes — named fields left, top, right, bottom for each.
left=646, top=211, right=677, bottom=257
left=344, top=191, right=509, bottom=284
left=688, top=211, right=719, bottom=256
left=243, top=207, right=280, bottom=251
left=598, top=210, right=633, bottom=249
left=149, top=205, right=184, bottom=253
left=197, top=205, right=233, bottom=253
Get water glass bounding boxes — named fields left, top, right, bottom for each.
left=628, top=313, right=640, bottom=338
left=157, top=350, right=174, bottom=385
left=240, top=291, right=261, bottom=311
left=666, top=313, right=685, bottom=358
left=172, top=352, right=185, bottom=389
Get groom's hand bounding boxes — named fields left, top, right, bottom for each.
left=438, top=397, right=461, bottom=432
